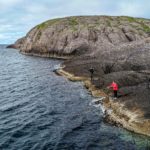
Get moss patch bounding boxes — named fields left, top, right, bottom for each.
left=68, top=17, right=79, bottom=26
left=36, top=18, right=60, bottom=30
left=140, top=22, right=150, bottom=33
left=68, top=17, right=79, bottom=31
left=126, top=17, right=137, bottom=22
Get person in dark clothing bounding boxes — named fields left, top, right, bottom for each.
left=89, top=67, right=95, bottom=81
left=114, top=90, right=117, bottom=98
left=148, top=78, right=150, bottom=89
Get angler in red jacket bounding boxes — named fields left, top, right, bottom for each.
left=107, top=81, right=118, bottom=98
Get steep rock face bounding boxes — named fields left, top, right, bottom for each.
left=14, top=16, right=150, bottom=57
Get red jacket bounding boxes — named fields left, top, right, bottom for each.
left=108, top=82, right=118, bottom=91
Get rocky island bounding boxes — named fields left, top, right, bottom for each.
left=10, top=16, right=150, bottom=136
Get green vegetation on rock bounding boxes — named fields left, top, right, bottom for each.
left=68, top=17, right=79, bottom=31
left=140, top=22, right=150, bottom=32
left=37, top=22, right=47, bottom=30
left=37, top=18, right=60, bottom=30
left=126, top=16, right=137, bottom=22
left=68, top=17, right=78, bottom=26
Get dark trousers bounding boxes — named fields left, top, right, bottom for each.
left=114, top=90, right=118, bottom=98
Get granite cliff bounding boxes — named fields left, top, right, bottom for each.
left=13, top=16, right=150, bottom=57
left=12, top=16, right=150, bottom=136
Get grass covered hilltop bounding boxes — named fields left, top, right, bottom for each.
left=10, top=16, right=150, bottom=136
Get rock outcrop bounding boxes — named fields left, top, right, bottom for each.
left=12, top=16, right=150, bottom=136
left=13, top=16, right=150, bottom=57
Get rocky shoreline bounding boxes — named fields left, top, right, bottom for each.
left=56, top=67, right=150, bottom=137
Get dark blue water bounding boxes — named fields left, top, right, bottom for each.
left=0, top=45, right=149, bottom=150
